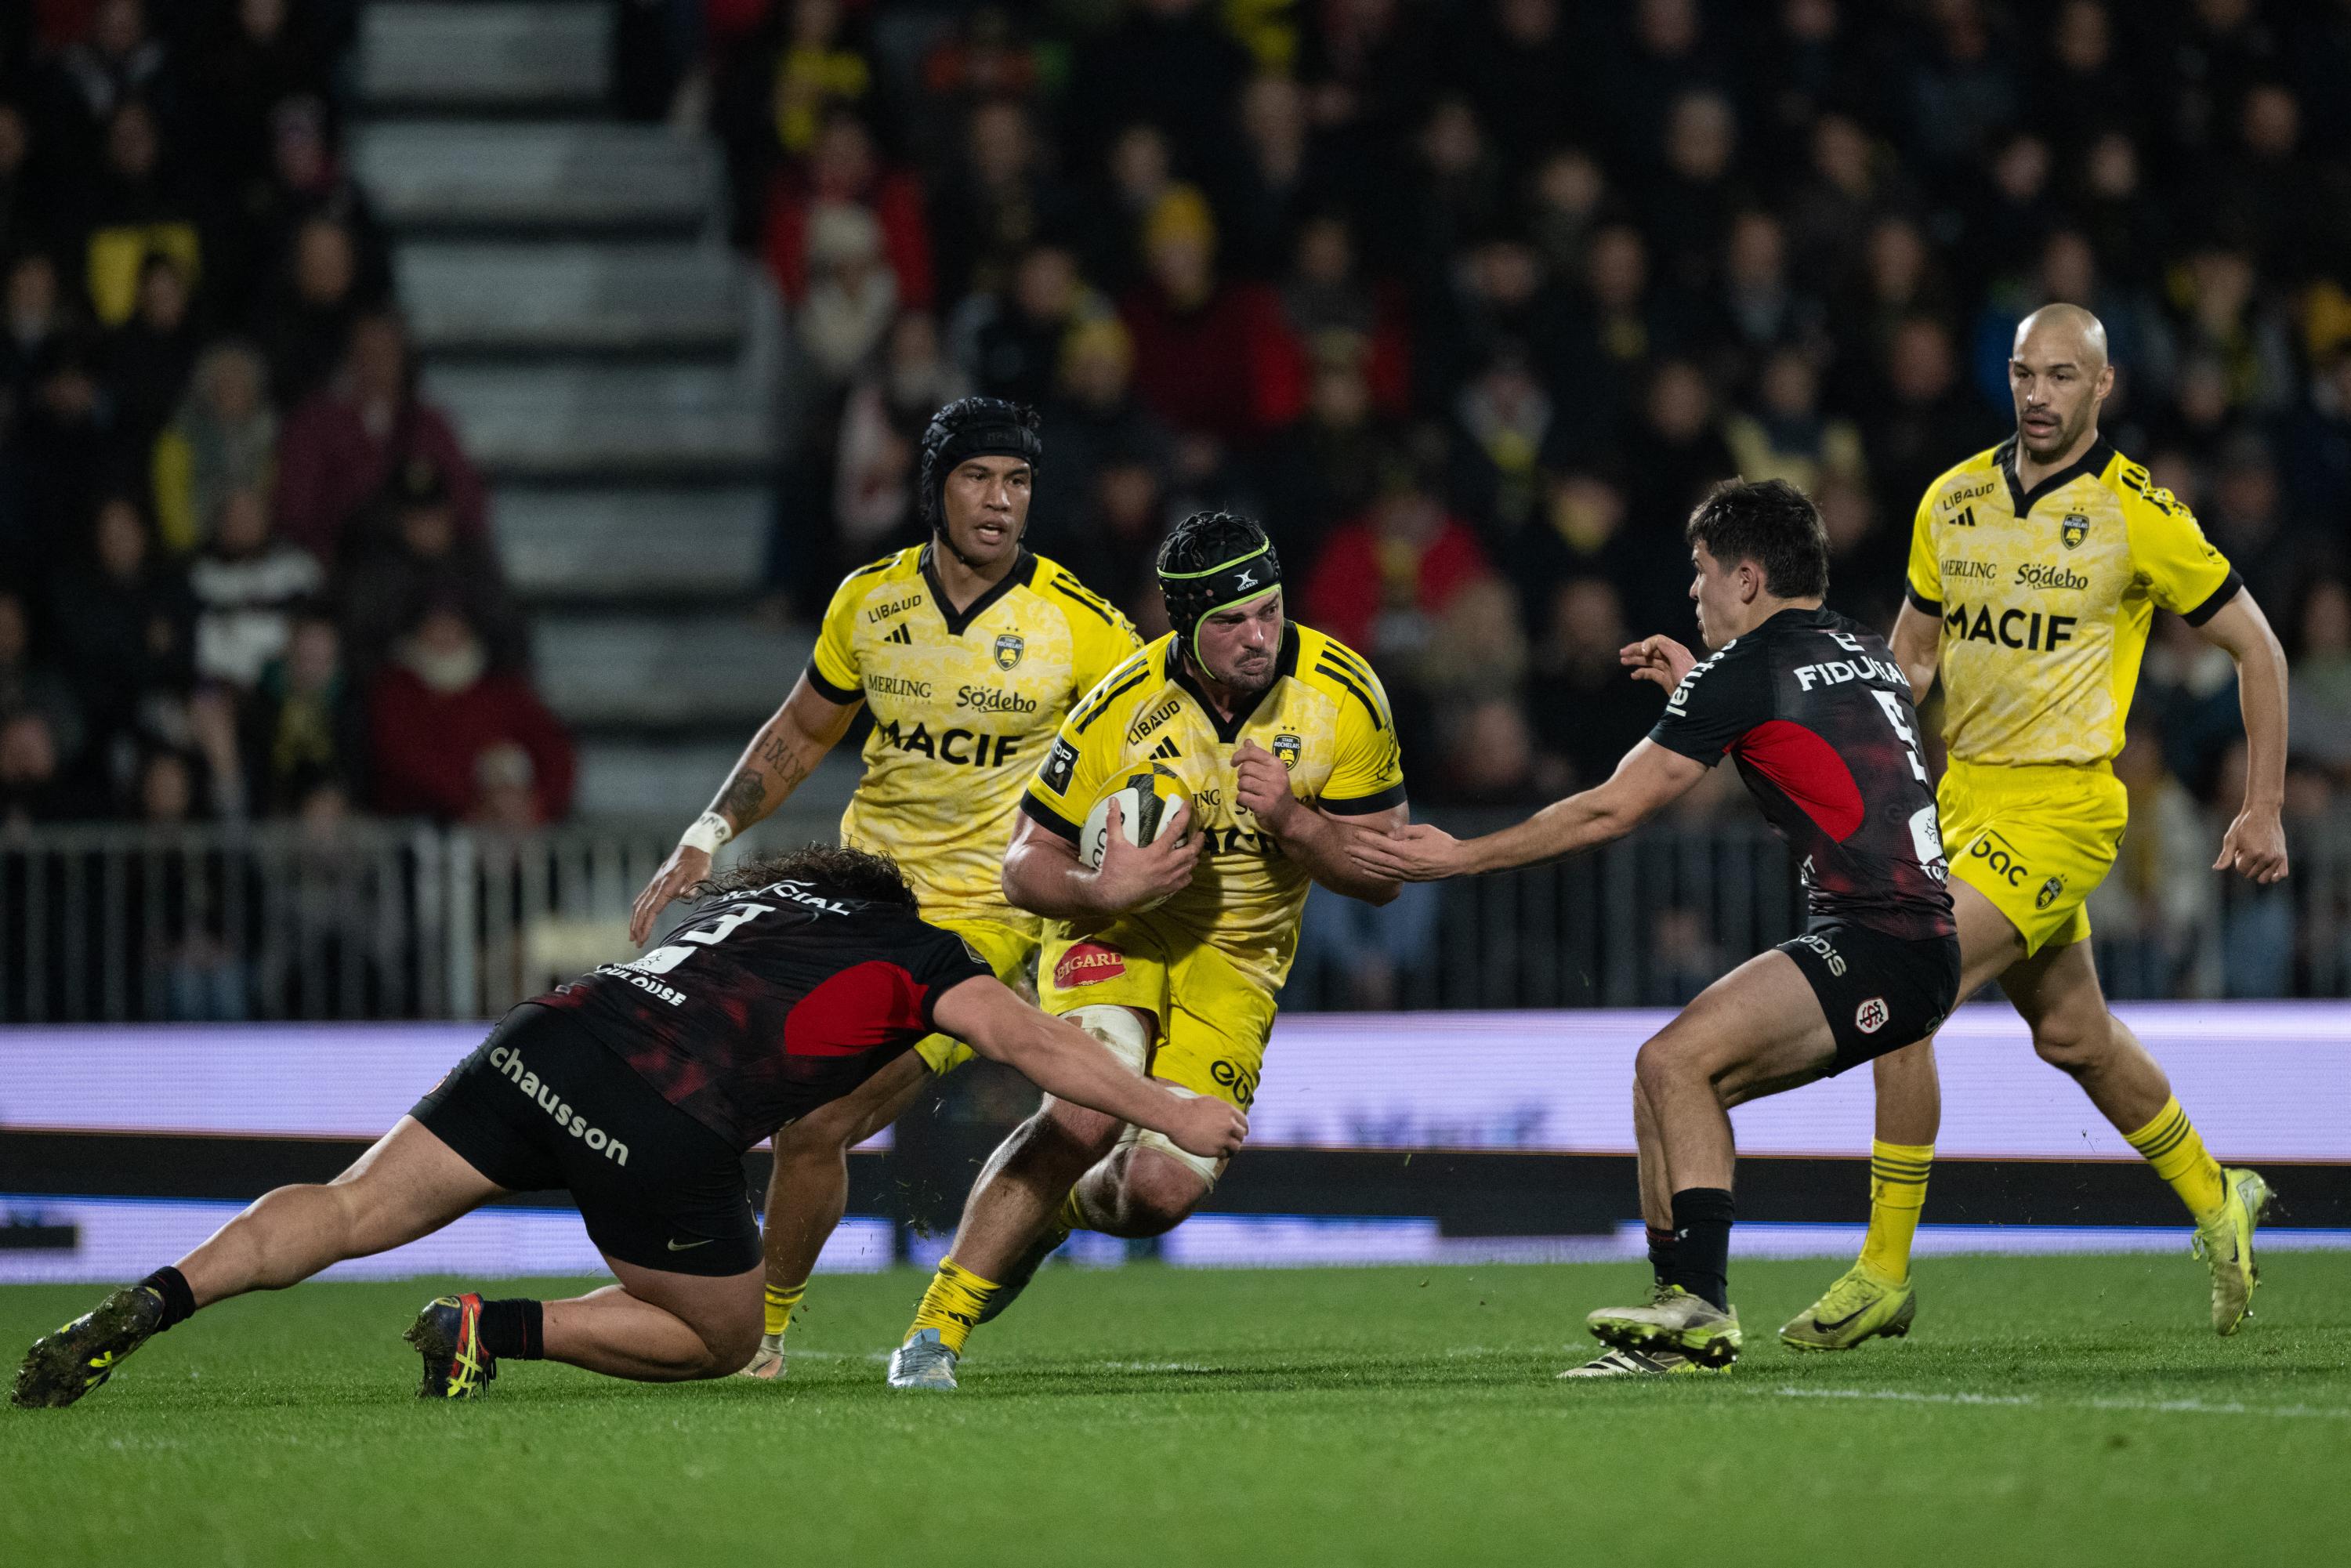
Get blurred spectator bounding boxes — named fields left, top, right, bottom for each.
left=78, top=99, right=203, bottom=330
left=2168, top=246, right=2295, bottom=418
left=100, top=248, right=196, bottom=456
left=1905, top=0, right=2017, bottom=171
left=1433, top=694, right=1545, bottom=807
left=190, top=0, right=325, bottom=192
left=1067, top=0, right=1250, bottom=180
left=189, top=485, right=323, bottom=690
left=1225, top=74, right=1320, bottom=281
left=338, top=457, right=527, bottom=679
left=1121, top=185, right=1304, bottom=446
left=227, top=96, right=391, bottom=320
left=45, top=0, right=174, bottom=165
left=0, top=585, right=84, bottom=770
left=961, top=241, right=1105, bottom=409
left=2287, top=578, right=2351, bottom=789
left=1452, top=346, right=1552, bottom=537
left=1281, top=215, right=1408, bottom=417
left=242, top=605, right=366, bottom=817
left=0, top=103, right=49, bottom=289
left=927, top=97, right=1071, bottom=306
left=2202, top=435, right=2310, bottom=617
left=1641, top=90, right=1747, bottom=293
left=1708, top=210, right=1825, bottom=378
left=47, top=493, right=192, bottom=793
left=7, top=334, right=117, bottom=571
left=1033, top=313, right=1171, bottom=551
left=1865, top=317, right=2001, bottom=534
left=832, top=312, right=968, bottom=556
left=792, top=202, right=898, bottom=389
left=768, top=0, right=874, bottom=158
left=1784, top=114, right=1903, bottom=295
left=2091, top=719, right=2219, bottom=998
left=151, top=338, right=274, bottom=552
left=1723, top=347, right=1864, bottom=497
left=1524, top=147, right=1608, bottom=292
left=2283, top=349, right=2351, bottom=524
left=1302, top=454, right=1491, bottom=671
left=763, top=108, right=931, bottom=310
left=2, top=250, right=68, bottom=398
left=273, top=311, right=485, bottom=563
left=368, top=603, right=574, bottom=825
left=0, top=708, right=66, bottom=826
left=1552, top=224, right=1691, bottom=456
left=1525, top=578, right=1663, bottom=794
left=259, top=213, right=370, bottom=407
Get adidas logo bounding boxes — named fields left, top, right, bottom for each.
left=1149, top=738, right=1180, bottom=760
left=883, top=623, right=912, bottom=646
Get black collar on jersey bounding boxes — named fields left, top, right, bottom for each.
left=1998, top=435, right=2115, bottom=519
left=919, top=545, right=1037, bottom=637
left=1165, top=624, right=1302, bottom=744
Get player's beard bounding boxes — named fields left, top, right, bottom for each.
left=2019, top=399, right=2089, bottom=460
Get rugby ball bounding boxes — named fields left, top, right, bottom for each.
left=1080, top=765, right=1193, bottom=871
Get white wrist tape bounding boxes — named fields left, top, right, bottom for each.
left=680, top=810, right=734, bottom=856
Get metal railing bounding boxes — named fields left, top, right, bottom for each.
left=2, top=810, right=2347, bottom=1023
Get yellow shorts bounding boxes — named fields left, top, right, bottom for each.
left=1939, top=759, right=2128, bottom=958
left=1035, top=914, right=1278, bottom=1114
left=912, top=918, right=1038, bottom=1074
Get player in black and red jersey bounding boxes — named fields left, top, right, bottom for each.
left=1353, top=479, right=1958, bottom=1377
left=11, top=846, right=1242, bottom=1409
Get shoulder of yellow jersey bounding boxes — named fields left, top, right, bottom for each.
left=1063, top=633, right=1170, bottom=737
left=1292, top=625, right=1395, bottom=733
left=1023, top=552, right=1142, bottom=643
left=2092, top=447, right=2190, bottom=524
left=1918, top=444, right=2007, bottom=508
left=823, top=547, right=923, bottom=614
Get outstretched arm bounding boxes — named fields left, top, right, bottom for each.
left=2193, top=589, right=2291, bottom=884
left=933, top=976, right=1247, bottom=1159
left=1349, top=741, right=1709, bottom=881
left=629, top=675, right=860, bottom=943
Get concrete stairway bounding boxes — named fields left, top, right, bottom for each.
left=352, top=2, right=855, bottom=824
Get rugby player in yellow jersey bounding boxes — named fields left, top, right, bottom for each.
left=1783, top=305, right=2292, bottom=1350
left=626, top=397, right=1140, bottom=1378
left=886, top=510, right=1411, bottom=1389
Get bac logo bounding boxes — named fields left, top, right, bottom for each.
left=1209, top=1058, right=1260, bottom=1108
left=994, top=632, right=1025, bottom=671
left=1966, top=833, right=2031, bottom=887
left=1855, top=998, right=1889, bottom=1035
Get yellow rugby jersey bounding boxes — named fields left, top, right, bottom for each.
left=808, top=546, right=1142, bottom=930
left=1020, top=624, right=1407, bottom=992
left=1905, top=438, right=2241, bottom=768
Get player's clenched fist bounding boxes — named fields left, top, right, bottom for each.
left=1232, top=739, right=1301, bottom=832
left=629, top=843, right=712, bottom=945
left=1620, top=635, right=1697, bottom=692
left=2214, top=806, right=2290, bottom=885
left=1165, top=1093, right=1248, bottom=1159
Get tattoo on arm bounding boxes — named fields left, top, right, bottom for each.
left=715, top=770, right=766, bottom=825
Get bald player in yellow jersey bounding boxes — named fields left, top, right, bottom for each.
left=628, top=398, right=1140, bottom=1378
left=886, top=509, right=1411, bottom=1389
left=1783, top=306, right=2292, bottom=1352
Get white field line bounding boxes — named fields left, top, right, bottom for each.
left=1763, top=1385, right=2351, bottom=1420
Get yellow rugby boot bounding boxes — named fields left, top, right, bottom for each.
left=1779, top=1262, right=1918, bottom=1352
left=2193, top=1168, right=2274, bottom=1336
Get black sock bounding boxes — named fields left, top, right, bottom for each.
left=1645, top=1224, right=1679, bottom=1287
left=1665, top=1188, right=1736, bottom=1311
left=137, top=1266, right=196, bottom=1331
left=477, top=1298, right=545, bottom=1360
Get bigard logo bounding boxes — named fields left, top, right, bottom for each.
left=2060, top=512, right=2090, bottom=549
left=994, top=632, right=1025, bottom=670
left=1273, top=733, right=1302, bottom=768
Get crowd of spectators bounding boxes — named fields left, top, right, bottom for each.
left=694, top=0, right=2349, bottom=996
left=0, top=1, right=573, bottom=839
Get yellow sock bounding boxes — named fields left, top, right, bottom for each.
left=1857, top=1140, right=1933, bottom=1284
left=2124, top=1097, right=2227, bottom=1221
left=763, top=1280, right=806, bottom=1339
left=1055, top=1189, right=1087, bottom=1237
left=905, top=1258, right=1000, bottom=1355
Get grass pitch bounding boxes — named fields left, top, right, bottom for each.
left=5, top=1251, right=2350, bottom=1566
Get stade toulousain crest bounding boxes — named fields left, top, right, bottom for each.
left=994, top=633, right=1025, bottom=671
left=2059, top=512, right=2091, bottom=550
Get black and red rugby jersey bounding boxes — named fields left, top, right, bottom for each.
left=1647, top=606, right=1955, bottom=943
left=535, top=878, right=992, bottom=1150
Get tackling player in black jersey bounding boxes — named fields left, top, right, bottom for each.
left=12, top=847, right=1242, bottom=1409
left=1353, top=480, right=1958, bottom=1377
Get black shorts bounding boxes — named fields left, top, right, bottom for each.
left=411, top=1004, right=760, bottom=1276
left=1777, top=922, right=1962, bottom=1075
